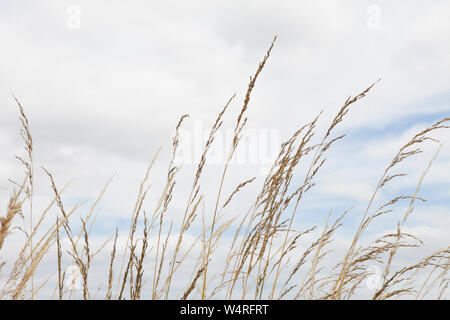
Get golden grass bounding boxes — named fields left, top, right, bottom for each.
left=0, top=37, right=449, bottom=300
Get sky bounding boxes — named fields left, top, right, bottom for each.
left=0, top=1, right=449, bottom=299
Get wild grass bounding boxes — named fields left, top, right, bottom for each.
left=0, top=37, right=449, bottom=300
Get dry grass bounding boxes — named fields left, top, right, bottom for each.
left=0, top=37, right=449, bottom=300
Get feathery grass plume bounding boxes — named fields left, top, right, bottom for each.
left=332, top=117, right=450, bottom=299
left=220, top=81, right=377, bottom=299
left=115, top=148, right=159, bottom=299
left=132, top=212, right=148, bottom=300
left=226, top=114, right=322, bottom=298
left=0, top=189, right=24, bottom=251
left=106, top=228, right=118, bottom=300
left=294, top=210, right=350, bottom=300
left=222, top=177, right=256, bottom=209
left=56, top=217, right=63, bottom=300
left=0, top=182, right=73, bottom=299
left=164, top=93, right=236, bottom=299
left=119, top=191, right=150, bottom=300
left=225, top=130, right=316, bottom=297
left=13, top=95, right=35, bottom=298
left=268, top=81, right=379, bottom=299
left=416, top=247, right=449, bottom=299
left=80, top=217, right=91, bottom=299
left=75, top=175, right=115, bottom=247
left=373, top=144, right=444, bottom=299
left=8, top=208, right=77, bottom=299
left=202, top=36, right=277, bottom=299
left=41, top=168, right=92, bottom=299
left=374, top=247, right=449, bottom=299
left=150, top=114, right=188, bottom=299
left=154, top=221, right=172, bottom=299
left=182, top=266, right=205, bottom=300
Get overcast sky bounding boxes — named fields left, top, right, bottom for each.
left=0, top=1, right=449, bottom=299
